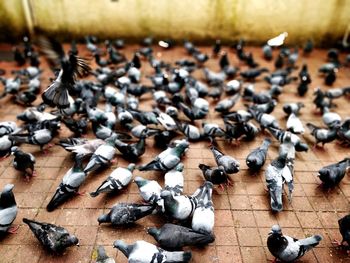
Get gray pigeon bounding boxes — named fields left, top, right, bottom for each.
left=97, top=202, right=156, bottom=226
left=0, top=121, right=18, bottom=136
left=265, top=155, right=287, bottom=212
left=306, top=122, right=338, bottom=147
left=164, top=163, right=184, bottom=195
left=286, top=113, right=305, bottom=134
left=90, top=163, right=135, bottom=197
left=246, top=138, right=271, bottom=172
left=95, top=245, right=115, bottom=263
left=138, top=139, right=189, bottom=172
left=134, top=176, right=163, bottom=205
left=282, top=102, right=304, bottom=115
left=214, top=94, right=241, bottom=113
left=23, top=218, right=79, bottom=253
left=267, top=225, right=322, bottom=262
left=317, top=158, right=350, bottom=188
left=0, top=184, right=18, bottom=234
left=210, top=145, right=240, bottom=174
left=161, top=190, right=197, bottom=221
left=0, top=135, right=15, bottom=157
left=60, top=137, right=105, bottom=162
left=84, top=135, right=116, bottom=173
left=47, top=161, right=86, bottom=211
left=114, top=240, right=192, bottom=263
left=192, top=181, right=214, bottom=234
left=8, top=128, right=55, bottom=151
left=147, top=223, right=215, bottom=250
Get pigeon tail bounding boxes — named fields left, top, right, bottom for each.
left=298, top=235, right=322, bottom=248
left=46, top=190, right=72, bottom=212
left=164, top=251, right=192, bottom=263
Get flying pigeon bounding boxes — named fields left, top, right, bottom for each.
left=0, top=184, right=18, bottom=234
left=23, top=218, right=79, bottom=253
left=90, top=163, right=135, bottom=197
left=147, top=223, right=215, bottom=250
left=267, top=224, right=322, bottom=262
left=97, top=202, right=156, bottom=226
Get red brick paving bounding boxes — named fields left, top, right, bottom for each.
left=0, top=44, right=349, bottom=262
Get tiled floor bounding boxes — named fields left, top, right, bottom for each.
left=0, top=44, right=349, bottom=263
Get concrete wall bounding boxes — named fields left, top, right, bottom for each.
left=1, top=0, right=350, bottom=44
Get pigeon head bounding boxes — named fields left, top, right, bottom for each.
left=269, top=225, right=282, bottom=235
left=97, top=213, right=110, bottom=224
left=147, top=227, right=161, bottom=238
left=134, top=176, right=147, bottom=187
left=67, top=235, right=79, bottom=247
left=96, top=246, right=108, bottom=260
left=175, top=162, right=184, bottom=172
left=127, top=163, right=136, bottom=171
left=10, top=146, right=19, bottom=155
left=166, top=106, right=178, bottom=118
left=113, top=240, right=129, bottom=256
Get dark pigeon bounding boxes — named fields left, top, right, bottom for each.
left=23, top=218, right=79, bottom=253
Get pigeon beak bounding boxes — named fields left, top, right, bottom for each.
left=76, top=242, right=80, bottom=247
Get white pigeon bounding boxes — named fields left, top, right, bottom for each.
left=286, top=113, right=305, bottom=134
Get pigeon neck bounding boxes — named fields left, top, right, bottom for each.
left=147, top=227, right=161, bottom=239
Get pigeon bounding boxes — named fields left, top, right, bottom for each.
left=265, top=155, right=287, bottom=212
left=0, top=135, right=15, bottom=158
left=202, top=123, right=226, bottom=141
left=322, top=107, right=342, bottom=129
left=192, top=181, right=215, bottom=234
left=251, top=110, right=279, bottom=131
left=90, top=163, right=135, bottom=197
left=268, top=127, right=309, bottom=152
left=306, top=123, right=338, bottom=147
left=8, top=128, right=55, bottom=151
left=164, top=163, right=184, bottom=195
left=23, top=218, right=79, bottom=253
left=39, top=37, right=91, bottom=108
left=0, top=184, right=18, bottom=234
left=225, top=80, right=241, bottom=95
left=147, top=223, right=215, bottom=250
left=10, top=146, right=36, bottom=180
left=268, top=32, right=288, bottom=46
left=338, top=119, right=350, bottom=145
left=267, top=225, right=322, bottom=262
left=46, top=161, right=86, bottom=211
left=177, top=122, right=201, bottom=141
left=114, top=240, right=192, bottom=263
left=246, top=138, right=271, bottom=172
left=84, top=135, right=116, bottom=173
left=138, top=139, right=189, bottom=172
left=97, top=202, right=156, bottom=226
left=17, top=107, right=58, bottom=123
left=134, top=176, right=163, bottom=205
left=214, top=94, right=241, bottom=113
left=317, top=158, right=350, bottom=188
left=59, top=138, right=105, bottom=162
left=240, top=68, right=269, bottom=81
left=198, top=164, right=230, bottom=189
left=286, top=113, right=305, bottom=134
left=161, top=190, right=197, bottom=221
left=209, top=145, right=240, bottom=174
left=0, top=121, right=18, bottom=136
left=95, top=245, right=115, bottom=263
left=114, top=136, right=146, bottom=161
left=334, top=214, right=350, bottom=251
left=262, top=44, right=273, bottom=60
left=282, top=102, right=304, bottom=115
